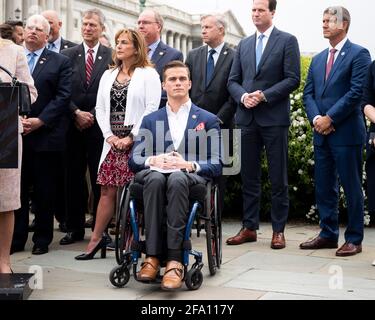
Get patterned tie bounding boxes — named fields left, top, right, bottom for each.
left=325, top=48, right=338, bottom=80
left=27, top=52, right=37, bottom=73
left=47, top=42, right=55, bottom=51
left=256, top=34, right=265, bottom=72
left=206, top=48, right=215, bottom=87
left=86, top=48, right=94, bottom=86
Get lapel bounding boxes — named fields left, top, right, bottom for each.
left=76, top=44, right=87, bottom=85
left=248, top=33, right=257, bottom=77
left=199, top=46, right=208, bottom=91
left=181, top=104, right=200, bottom=152
left=88, top=44, right=107, bottom=88
left=256, top=27, right=280, bottom=76
left=207, top=43, right=231, bottom=88
left=32, top=48, right=49, bottom=80
left=152, top=41, right=166, bottom=66
left=160, top=108, right=173, bottom=152
left=322, top=40, right=351, bottom=94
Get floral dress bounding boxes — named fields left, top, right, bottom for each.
left=97, top=79, right=134, bottom=187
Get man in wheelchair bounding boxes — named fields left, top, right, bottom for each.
left=129, top=60, right=222, bottom=290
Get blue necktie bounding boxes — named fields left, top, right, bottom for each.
left=27, top=52, right=37, bottom=73
left=206, top=48, right=215, bottom=87
left=256, top=34, right=265, bottom=72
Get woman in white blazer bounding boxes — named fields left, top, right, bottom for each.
left=75, top=29, right=161, bottom=260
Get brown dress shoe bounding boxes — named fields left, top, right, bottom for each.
left=161, top=260, right=184, bottom=290
left=271, top=232, right=286, bottom=249
left=226, top=227, right=257, bottom=245
left=137, top=257, right=160, bottom=281
left=300, top=236, right=338, bottom=250
left=336, top=243, right=362, bottom=257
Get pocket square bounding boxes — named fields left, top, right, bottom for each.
left=195, top=122, right=205, bottom=131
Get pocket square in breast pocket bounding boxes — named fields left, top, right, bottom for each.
left=195, top=122, right=205, bottom=131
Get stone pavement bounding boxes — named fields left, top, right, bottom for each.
left=10, top=221, right=375, bottom=300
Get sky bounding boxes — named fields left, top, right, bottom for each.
left=152, top=0, right=375, bottom=58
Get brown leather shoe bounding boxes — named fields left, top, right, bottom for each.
left=137, top=257, right=160, bottom=281
left=271, top=232, right=286, bottom=249
left=161, top=260, right=184, bottom=290
left=226, top=227, right=257, bottom=245
left=336, top=243, right=362, bottom=257
left=300, top=236, right=338, bottom=250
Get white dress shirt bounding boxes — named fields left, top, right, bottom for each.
left=83, top=41, right=100, bottom=63
left=207, top=41, right=225, bottom=66
left=256, top=24, right=275, bottom=54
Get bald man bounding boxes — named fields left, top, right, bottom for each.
left=42, top=10, right=77, bottom=53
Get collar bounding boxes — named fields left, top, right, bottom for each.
left=83, top=41, right=100, bottom=54
left=329, top=37, right=348, bottom=52
left=50, top=36, right=62, bottom=47
left=166, top=99, right=192, bottom=115
left=25, top=46, right=45, bottom=58
left=148, top=39, right=161, bottom=52
left=256, top=25, right=275, bottom=39
left=207, top=41, right=225, bottom=56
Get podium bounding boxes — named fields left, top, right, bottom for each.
left=0, top=274, right=34, bottom=300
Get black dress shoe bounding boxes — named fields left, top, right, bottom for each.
left=75, top=238, right=106, bottom=260
left=59, top=232, right=84, bottom=245
left=32, top=246, right=49, bottom=255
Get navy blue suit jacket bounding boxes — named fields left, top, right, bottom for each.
left=129, top=103, right=222, bottom=178
left=24, top=48, right=72, bottom=152
left=304, top=40, right=371, bottom=146
left=228, top=27, right=300, bottom=127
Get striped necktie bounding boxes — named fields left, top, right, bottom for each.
left=86, top=48, right=94, bottom=86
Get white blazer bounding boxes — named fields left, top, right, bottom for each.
left=96, top=66, right=161, bottom=171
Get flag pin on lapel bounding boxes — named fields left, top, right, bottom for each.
left=223, top=51, right=228, bottom=55
left=192, top=115, right=197, bottom=119
left=78, top=54, right=82, bottom=57
left=341, top=52, right=345, bottom=56
left=159, top=52, right=164, bottom=56
left=98, top=56, right=102, bottom=60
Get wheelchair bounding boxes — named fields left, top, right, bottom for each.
left=109, top=176, right=222, bottom=290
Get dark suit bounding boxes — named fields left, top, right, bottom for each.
left=13, top=48, right=72, bottom=249
left=304, top=40, right=371, bottom=244
left=129, top=104, right=221, bottom=259
left=228, top=27, right=300, bottom=232
left=363, top=61, right=375, bottom=215
left=186, top=43, right=236, bottom=212
left=151, top=41, right=183, bottom=107
left=61, top=43, right=112, bottom=235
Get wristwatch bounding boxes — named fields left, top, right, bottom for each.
left=190, top=162, right=197, bottom=173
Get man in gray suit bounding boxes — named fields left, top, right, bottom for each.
left=226, top=0, right=300, bottom=249
left=186, top=13, right=236, bottom=212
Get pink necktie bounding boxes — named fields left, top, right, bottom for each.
left=325, top=48, right=338, bottom=80
left=86, top=49, right=94, bottom=85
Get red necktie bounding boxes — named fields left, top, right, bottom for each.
left=86, top=48, right=94, bottom=85
left=325, top=48, right=337, bottom=80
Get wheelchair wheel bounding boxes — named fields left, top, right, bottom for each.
left=109, top=265, right=130, bottom=288
left=115, top=186, right=133, bottom=265
left=205, top=184, right=222, bottom=275
left=185, top=268, right=203, bottom=290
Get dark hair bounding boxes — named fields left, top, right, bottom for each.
left=0, top=24, right=14, bottom=41
left=162, top=60, right=191, bottom=82
left=112, top=28, right=153, bottom=74
left=256, top=0, right=277, bottom=11
left=5, top=20, right=24, bottom=28
left=324, top=6, right=351, bottom=33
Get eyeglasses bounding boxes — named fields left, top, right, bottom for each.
left=26, top=25, right=45, bottom=33
left=137, top=20, right=158, bottom=26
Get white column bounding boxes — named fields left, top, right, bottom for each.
left=161, top=31, right=167, bottom=44
left=54, top=0, right=61, bottom=14
left=167, top=32, right=174, bottom=47
left=174, top=33, right=180, bottom=51
left=187, top=38, right=193, bottom=52
left=66, top=0, right=73, bottom=40
left=181, top=36, right=187, bottom=58
left=47, top=0, right=55, bottom=10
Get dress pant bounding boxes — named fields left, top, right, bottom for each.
left=315, top=141, right=364, bottom=244
left=65, top=121, right=103, bottom=234
left=240, top=121, right=289, bottom=232
left=135, top=170, right=206, bottom=259
left=13, top=148, right=61, bottom=248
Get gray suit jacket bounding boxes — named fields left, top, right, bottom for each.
left=228, top=27, right=300, bottom=127
left=186, top=43, right=236, bottom=128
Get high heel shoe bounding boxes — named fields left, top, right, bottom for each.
left=75, top=238, right=106, bottom=260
